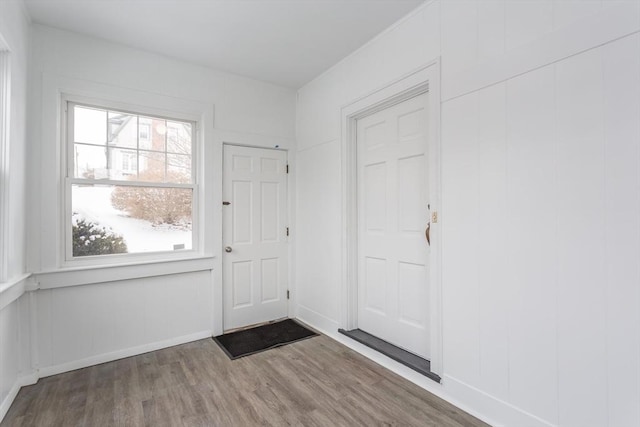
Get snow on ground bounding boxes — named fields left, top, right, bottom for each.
left=73, top=186, right=192, bottom=253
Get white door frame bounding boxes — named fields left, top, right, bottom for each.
left=221, top=142, right=290, bottom=331
left=339, top=60, right=443, bottom=375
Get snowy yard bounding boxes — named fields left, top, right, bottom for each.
left=72, top=185, right=192, bottom=254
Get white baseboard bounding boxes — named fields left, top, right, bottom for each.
left=443, top=375, right=556, bottom=427
left=0, top=372, right=39, bottom=423
left=0, top=381, right=21, bottom=423
left=296, top=304, right=340, bottom=333
left=38, top=330, right=213, bottom=379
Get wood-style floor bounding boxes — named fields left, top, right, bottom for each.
left=2, top=333, right=490, bottom=427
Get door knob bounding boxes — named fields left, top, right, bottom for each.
left=425, top=223, right=430, bottom=246
left=225, top=246, right=232, bottom=253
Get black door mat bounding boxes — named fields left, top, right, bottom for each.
left=339, top=328, right=441, bottom=383
left=213, top=319, right=319, bottom=359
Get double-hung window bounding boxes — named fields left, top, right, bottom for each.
left=66, top=101, right=197, bottom=260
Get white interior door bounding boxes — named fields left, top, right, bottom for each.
left=357, top=93, right=430, bottom=359
left=223, top=145, right=288, bottom=330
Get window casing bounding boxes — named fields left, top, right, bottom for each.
left=64, top=100, right=198, bottom=263
left=0, top=50, right=9, bottom=282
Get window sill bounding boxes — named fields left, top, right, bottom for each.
left=34, top=256, right=214, bottom=290
left=0, top=273, right=32, bottom=311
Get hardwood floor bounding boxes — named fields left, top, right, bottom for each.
left=2, top=333, right=490, bottom=426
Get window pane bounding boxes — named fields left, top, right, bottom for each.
left=108, top=148, right=137, bottom=179
left=167, top=154, right=191, bottom=182
left=166, top=121, right=192, bottom=155
left=138, top=150, right=166, bottom=182
left=74, top=144, right=107, bottom=179
left=108, top=111, right=137, bottom=148
left=72, top=184, right=192, bottom=257
left=74, top=106, right=107, bottom=145
left=135, top=151, right=190, bottom=184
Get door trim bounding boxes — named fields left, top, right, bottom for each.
left=339, top=60, right=443, bottom=375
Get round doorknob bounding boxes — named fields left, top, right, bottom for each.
left=225, top=246, right=232, bottom=253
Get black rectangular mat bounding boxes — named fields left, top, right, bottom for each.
left=213, top=319, right=318, bottom=359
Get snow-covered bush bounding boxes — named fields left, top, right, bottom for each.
left=110, top=170, right=191, bottom=226
left=72, top=217, right=128, bottom=257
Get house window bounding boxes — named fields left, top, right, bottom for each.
left=138, top=122, right=150, bottom=143
left=66, top=102, right=196, bottom=260
left=120, top=151, right=137, bottom=175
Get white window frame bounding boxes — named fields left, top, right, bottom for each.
left=0, top=48, right=10, bottom=282
left=63, top=97, right=200, bottom=265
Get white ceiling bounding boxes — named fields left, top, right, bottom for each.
left=24, top=0, right=425, bottom=88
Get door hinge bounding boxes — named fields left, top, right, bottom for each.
left=286, top=164, right=289, bottom=174
left=286, top=227, right=289, bottom=236
left=287, top=290, right=290, bottom=300
left=222, top=201, right=230, bottom=206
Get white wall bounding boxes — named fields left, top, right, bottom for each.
left=3, top=1, right=638, bottom=425
left=295, top=1, right=640, bottom=426
left=0, top=0, right=31, bottom=421
left=25, top=24, right=296, bottom=381
left=34, top=272, right=213, bottom=376
left=28, top=23, right=296, bottom=271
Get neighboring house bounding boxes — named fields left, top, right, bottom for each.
left=74, top=112, right=191, bottom=181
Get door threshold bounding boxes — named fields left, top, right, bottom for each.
left=224, top=317, right=288, bottom=334
left=338, top=328, right=441, bottom=383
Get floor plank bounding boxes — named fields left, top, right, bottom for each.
left=1, top=334, right=490, bottom=426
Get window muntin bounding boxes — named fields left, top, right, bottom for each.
left=67, top=102, right=196, bottom=260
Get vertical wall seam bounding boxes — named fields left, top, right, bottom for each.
left=637, top=31, right=640, bottom=427
left=552, top=61, right=561, bottom=427
left=503, top=79, right=511, bottom=405
left=475, top=0, right=480, bottom=66
left=502, top=0, right=507, bottom=54
left=438, top=0, right=442, bottom=67
left=476, top=90, right=482, bottom=384
left=599, top=45, right=609, bottom=427
left=474, top=0, right=481, bottom=386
